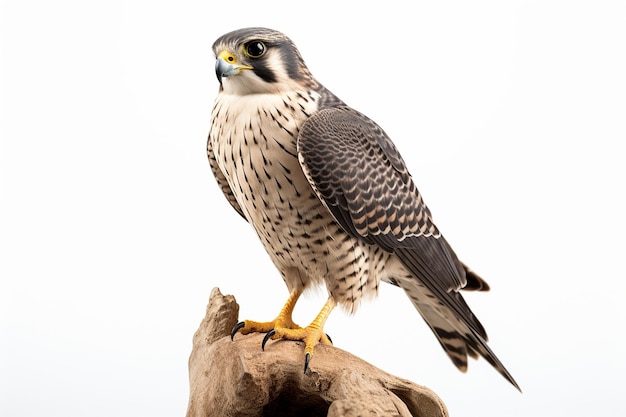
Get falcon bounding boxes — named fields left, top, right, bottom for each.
left=208, top=27, right=519, bottom=390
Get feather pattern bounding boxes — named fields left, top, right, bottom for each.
left=298, top=106, right=519, bottom=389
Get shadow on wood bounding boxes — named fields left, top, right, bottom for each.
left=186, top=288, right=448, bottom=417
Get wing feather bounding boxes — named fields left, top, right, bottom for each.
left=207, top=136, right=246, bottom=220
left=297, top=106, right=463, bottom=290
left=298, top=106, right=520, bottom=390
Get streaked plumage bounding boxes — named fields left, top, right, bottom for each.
left=208, top=27, right=519, bottom=390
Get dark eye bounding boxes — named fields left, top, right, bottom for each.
left=244, top=41, right=266, bottom=58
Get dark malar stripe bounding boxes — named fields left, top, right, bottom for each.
left=253, top=65, right=277, bottom=83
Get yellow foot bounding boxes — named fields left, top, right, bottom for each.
left=263, top=297, right=336, bottom=373
left=230, top=316, right=302, bottom=338
left=230, top=289, right=303, bottom=340
left=261, top=322, right=333, bottom=373
left=230, top=292, right=337, bottom=373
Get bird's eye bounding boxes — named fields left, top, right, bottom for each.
left=244, top=41, right=266, bottom=58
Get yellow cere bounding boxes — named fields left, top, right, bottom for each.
left=218, top=50, right=237, bottom=64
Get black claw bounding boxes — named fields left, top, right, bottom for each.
left=304, top=352, right=311, bottom=373
left=326, top=333, right=333, bottom=344
left=262, top=329, right=275, bottom=351
left=230, top=321, right=245, bottom=341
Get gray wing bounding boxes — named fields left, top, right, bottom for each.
left=207, top=136, right=246, bottom=220
left=297, top=106, right=519, bottom=390
left=297, top=106, right=465, bottom=291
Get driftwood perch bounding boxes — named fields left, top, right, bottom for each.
left=186, top=288, right=448, bottom=417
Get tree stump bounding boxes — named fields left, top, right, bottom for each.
left=186, top=288, right=448, bottom=417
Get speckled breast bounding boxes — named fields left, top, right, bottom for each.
left=210, top=90, right=388, bottom=309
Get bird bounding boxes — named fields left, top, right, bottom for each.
left=208, top=27, right=519, bottom=390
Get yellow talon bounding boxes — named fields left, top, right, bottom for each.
left=231, top=291, right=337, bottom=373
left=264, top=297, right=336, bottom=372
left=231, top=289, right=303, bottom=339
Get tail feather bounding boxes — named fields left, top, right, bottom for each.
left=461, top=262, right=491, bottom=292
left=398, top=275, right=521, bottom=391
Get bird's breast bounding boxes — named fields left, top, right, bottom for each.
left=210, top=91, right=331, bottom=253
left=209, top=90, right=389, bottom=308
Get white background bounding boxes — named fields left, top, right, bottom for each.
left=2, top=1, right=625, bottom=416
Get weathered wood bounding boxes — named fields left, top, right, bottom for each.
left=186, top=288, right=448, bottom=417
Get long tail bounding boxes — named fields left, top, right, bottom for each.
left=396, top=267, right=521, bottom=391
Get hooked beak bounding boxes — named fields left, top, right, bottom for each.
left=215, top=51, right=252, bottom=86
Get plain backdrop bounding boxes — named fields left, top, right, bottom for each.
left=2, top=1, right=625, bottom=416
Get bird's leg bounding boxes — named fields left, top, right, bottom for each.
left=263, top=296, right=336, bottom=372
left=230, top=289, right=303, bottom=339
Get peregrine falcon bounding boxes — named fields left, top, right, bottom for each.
left=208, top=27, right=519, bottom=390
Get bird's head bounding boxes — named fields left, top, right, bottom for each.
left=212, top=27, right=316, bottom=95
